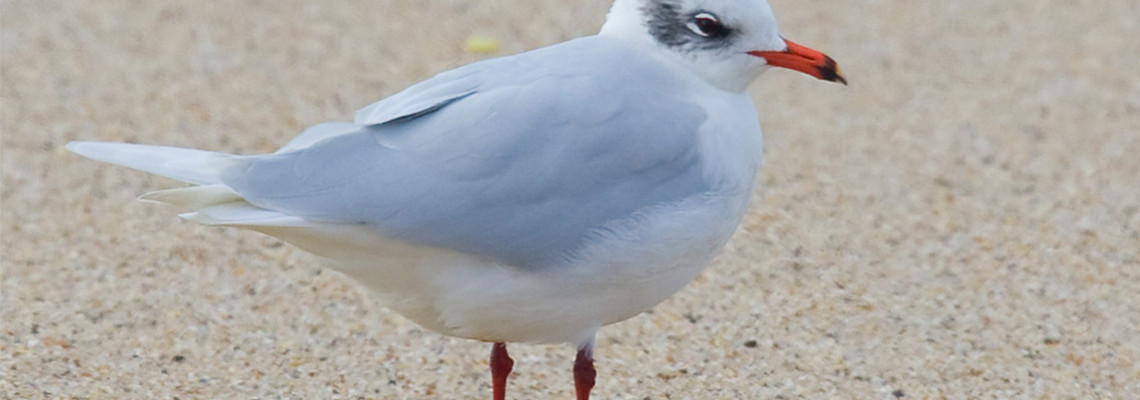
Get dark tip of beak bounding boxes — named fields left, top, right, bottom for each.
left=820, top=57, right=847, bottom=85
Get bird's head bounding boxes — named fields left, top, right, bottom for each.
left=599, top=0, right=846, bottom=92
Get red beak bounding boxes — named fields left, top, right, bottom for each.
left=749, top=39, right=846, bottom=85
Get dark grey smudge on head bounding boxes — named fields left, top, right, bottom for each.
left=641, top=0, right=737, bottom=53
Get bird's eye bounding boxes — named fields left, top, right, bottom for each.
left=687, top=13, right=725, bottom=38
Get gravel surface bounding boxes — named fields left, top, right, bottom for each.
left=3, top=0, right=1138, bottom=398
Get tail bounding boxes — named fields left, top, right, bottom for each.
left=66, top=140, right=463, bottom=292
left=67, top=141, right=313, bottom=229
left=65, top=141, right=238, bottom=185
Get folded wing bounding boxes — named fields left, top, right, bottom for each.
left=221, top=37, right=712, bottom=268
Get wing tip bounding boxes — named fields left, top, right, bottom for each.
left=65, top=141, right=103, bottom=158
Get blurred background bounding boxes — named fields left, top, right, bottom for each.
left=3, top=0, right=1137, bottom=398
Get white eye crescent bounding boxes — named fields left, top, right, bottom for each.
left=687, top=12, right=725, bottom=38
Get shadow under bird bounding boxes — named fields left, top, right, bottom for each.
left=68, top=0, right=844, bottom=398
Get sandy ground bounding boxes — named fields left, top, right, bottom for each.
left=3, top=0, right=1138, bottom=398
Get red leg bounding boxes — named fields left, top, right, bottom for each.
left=490, top=342, right=514, bottom=400
left=573, top=343, right=596, bottom=400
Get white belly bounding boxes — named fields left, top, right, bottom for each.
left=298, top=188, right=753, bottom=345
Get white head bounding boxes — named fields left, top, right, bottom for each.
left=599, top=0, right=845, bottom=92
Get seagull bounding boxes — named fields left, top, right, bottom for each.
left=67, top=0, right=844, bottom=398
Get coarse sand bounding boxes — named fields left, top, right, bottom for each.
left=2, top=0, right=1138, bottom=398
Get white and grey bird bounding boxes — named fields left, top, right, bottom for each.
left=68, top=0, right=844, bottom=398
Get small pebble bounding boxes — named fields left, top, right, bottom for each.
left=465, top=35, right=500, bottom=54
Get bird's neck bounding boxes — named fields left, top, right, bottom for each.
left=597, top=0, right=643, bottom=40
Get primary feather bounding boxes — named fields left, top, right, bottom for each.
left=65, top=142, right=235, bottom=185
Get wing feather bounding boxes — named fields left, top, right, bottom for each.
left=222, top=37, right=712, bottom=268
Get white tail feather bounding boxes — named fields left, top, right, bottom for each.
left=180, top=202, right=311, bottom=227
left=138, top=184, right=243, bottom=212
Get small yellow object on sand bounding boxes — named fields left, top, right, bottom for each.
left=465, top=35, right=500, bottom=54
